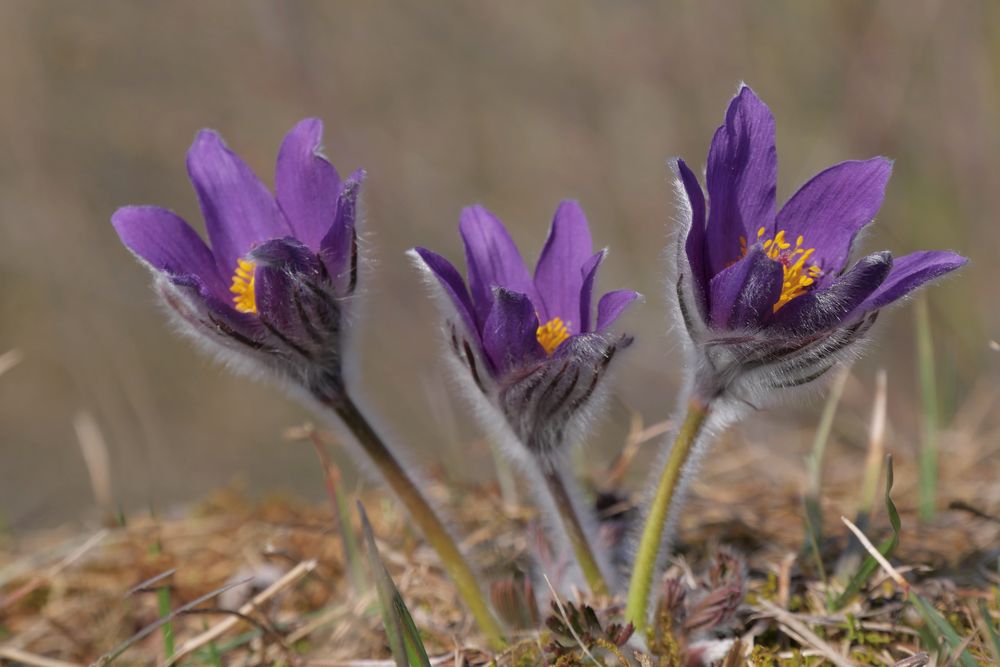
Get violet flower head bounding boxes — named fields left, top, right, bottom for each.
left=410, top=201, right=640, bottom=460
left=672, top=86, right=967, bottom=405
left=112, top=119, right=364, bottom=403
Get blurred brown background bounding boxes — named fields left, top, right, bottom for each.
left=0, top=1, right=995, bottom=531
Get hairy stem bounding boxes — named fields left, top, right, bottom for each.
left=542, top=468, right=609, bottom=596
left=625, top=398, right=711, bottom=633
left=325, top=395, right=506, bottom=649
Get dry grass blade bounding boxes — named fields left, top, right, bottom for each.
left=0, top=646, right=81, bottom=667
left=891, top=653, right=929, bottom=667
left=0, top=348, right=23, bottom=377
left=166, top=559, right=316, bottom=665
left=839, top=516, right=908, bottom=590
left=0, top=530, right=108, bottom=610
left=755, top=598, right=855, bottom=667
left=73, top=411, right=114, bottom=519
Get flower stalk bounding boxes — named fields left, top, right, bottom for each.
left=625, top=397, right=711, bottom=633
left=324, top=394, right=507, bottom=649
left=542, top=469, right=609, bottom=595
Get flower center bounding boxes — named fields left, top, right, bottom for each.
left=536, top=317, right=570, bottom=355
left=230, top=258, right=258, bottom=314
left=740, top=227, right=822, bottom=312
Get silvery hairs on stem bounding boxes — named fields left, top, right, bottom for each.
left=410, top=201, right=640, bottom=593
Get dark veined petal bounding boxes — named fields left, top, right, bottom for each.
left=410, top=247, right=480, bottom=346
left=578, top=249, right=606, bottom=333
left=776, top=158, right=892, bottom=277
left=319, top=169, right=365, bottom=292
left=154, top=273, right=266, bottom=350
left=676, top=159, right=709, bottom=307
left=275, top=118, right=342, bottom=252
left=252, top=238, right=329, bottom=343
left=595, top=290, right=641, bottom=332
left=483, top=287, right=544, bottom=375
left=705, top=86, right=777, bottom=276
left=707, top=246, right=783, bottom=330
left=186, top=129, right=291, bottom=279
left=533, top=200, right=594, bottom=330
left=851, top=250, right=968, bottom=316
left=112, top=206, right=229, bottom=301
left=773, top=251, right=893, bottom=335
left=460, top=205, right=539, bottom=326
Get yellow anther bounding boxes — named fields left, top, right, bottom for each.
left=230, top=258, right=258, bottom=314
left=536, top=317, right=570, bottom=355
left=742, top=227, right=822, bottom=312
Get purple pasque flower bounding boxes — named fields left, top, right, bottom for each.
left=672, top=86, right=967, bottom=403
left=410, top=201, right=639, bottom=459
left=112, top=119, right=364, bottom=402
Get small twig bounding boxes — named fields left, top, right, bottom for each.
left=180, top=608, right=297, bottom=666
left=167, top=559, right=316, bottom=665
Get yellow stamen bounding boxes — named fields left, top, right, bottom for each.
left=536, top=317, right=570, bottom=355
left=230, top=258, right=258, bottom=314
left=751, top=226, right=821, bottom=312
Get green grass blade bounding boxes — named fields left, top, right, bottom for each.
left=914, top=295, right=940, bottom=522
left=358, top=502, right=432, bottom=667
left=804, top=368, right=849, bottom=555
left=833, top=455, right=900, bottom=610
left=909, top=592, right=977, bottom=667
left=978, top=600, right=1000, bottom=664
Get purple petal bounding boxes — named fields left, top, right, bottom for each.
left=773, top=251, right=892, bottom=334
left=533, top=200, right=594, bottom=329
left=112, top=206, right=228, bottom=300
left=595, top=290, right=641, bottom=332
left=707, top=245, right=783, bottom=329
left=275, top=118, right=342, bottom=252
left=776, top=158, right=892, bottom=277
left=252, top=238, right=325, bottom=340
left=459, top=205, right=538, bottom=325
left=578, top=250, right=606, bottom=333
left=410, top=247, right=480, bottom=346
left=677, top=159, right=709, bottom=307
left=319, top=169, right=365, bottom=292
left=483, top=287, right=544, bottom=375
left=852, top=250, right=968, bottom=316
left=186, top=129, right=291, bottom=280
left=705, top=86, right=777, bottom=276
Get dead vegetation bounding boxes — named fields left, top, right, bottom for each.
left=1, top=397, right=998, bottom=666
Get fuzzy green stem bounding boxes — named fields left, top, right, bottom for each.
left=625, top=398, right=711, bottom=633
left=327, top=396, right=506, bottom=649
left=542, top=469, right=609, bottom=596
